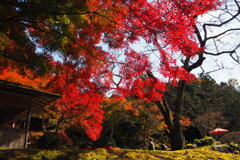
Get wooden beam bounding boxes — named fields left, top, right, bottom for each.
left=0, top=90, right=32, bottom=108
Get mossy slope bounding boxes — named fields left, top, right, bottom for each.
left=0, top=146, right=239, bottom=160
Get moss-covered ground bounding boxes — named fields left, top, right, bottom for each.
left=0, top=146, right=239, bottom=160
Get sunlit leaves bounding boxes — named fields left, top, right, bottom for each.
left=0, top=0, right=222, bottom=142
left=0, top=68, right=52, bottom=89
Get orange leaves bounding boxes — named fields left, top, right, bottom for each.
left=103, top=97, right=148, bottom=118
left=132, top=110, right=139, bottom=116
left=0, top=68, right=52, bottom=90
left=156, top=115, right=163, bottom=120
left=124, top=105, right=133, bottom=110
left=156, top=115, right=191, bottom=131
left=181, top=116, right=191, bottom=127
left=149, top=105, right=159, bottom=112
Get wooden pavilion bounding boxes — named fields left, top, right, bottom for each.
left=0, top=80, right=60, bottom=149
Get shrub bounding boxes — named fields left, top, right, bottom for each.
left=112, top=122, right=148, bottom=149
left=28, top=131, right=44, bottom=148
left=228, top=142, right=239, bottom=153
left=95, top=137, right=116, bottom=147
left=37, top=132, right=61, bottom=149
left=194, top=136, right=215, bottom=146
left=64, top=127, right=95, bottom=148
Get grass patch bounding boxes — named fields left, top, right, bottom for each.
left=0, top=146, right=239, bottom=160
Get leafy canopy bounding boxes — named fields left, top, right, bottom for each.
left=0, top=0, right=221, bottom=140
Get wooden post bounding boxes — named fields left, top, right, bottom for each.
left=41, top=111, right=45, bottom=131
left=24, top=98, right=33, bottom=149
left=12, top=117, right=15, bottom=128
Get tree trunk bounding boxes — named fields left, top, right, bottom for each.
left=155, top=81, right=186, bottom=150
left=170, top=121, right=185, bottom=150
left=55, top=112, right=64, bottom=133
left=110, top=124, right=114, bottom=138
left=155, top=101, right=185, bottom=150
left=171, top=81, right=186, bottom=150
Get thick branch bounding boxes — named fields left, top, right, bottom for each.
left=187, top=53, right=206, bottom=72
left=183, top=26, right=206, bottom=72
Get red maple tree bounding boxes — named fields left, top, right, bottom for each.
left=1, top=0, right=230, bottom=149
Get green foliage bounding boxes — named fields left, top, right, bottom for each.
left=194, top=136, right=216, bottom=146
left=167, top=75, right=240, bottom=140
left=113, top=122, right=147, bottom=149
left=228, top=142, right=240, bottom=153
left=37, top=132, right=62, bottom=149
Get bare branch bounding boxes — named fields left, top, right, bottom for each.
left=204, top=43, right=240, bottom=57
left=205, top=28, right=240, bottom=42
left=202, top=0, right=240, bottom=40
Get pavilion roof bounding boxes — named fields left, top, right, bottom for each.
left=0, top=80, right=61, bottom=124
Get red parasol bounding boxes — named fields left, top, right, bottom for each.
left=209, top=128, right=229, bottom=134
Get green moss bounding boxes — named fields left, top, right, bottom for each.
left=122, top=151, right=159, bottom=160
left=78, top=148, right=119, bottom=160
left=31, top=150, right=64, bottom=160
left=0, top=146, right=240, bottom=160
left=194, top=136, right=216, bottom=146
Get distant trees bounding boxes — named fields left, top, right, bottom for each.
left=176, top=75, right=240, bottom=136
left=192, top=112, right=227, bottom=137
